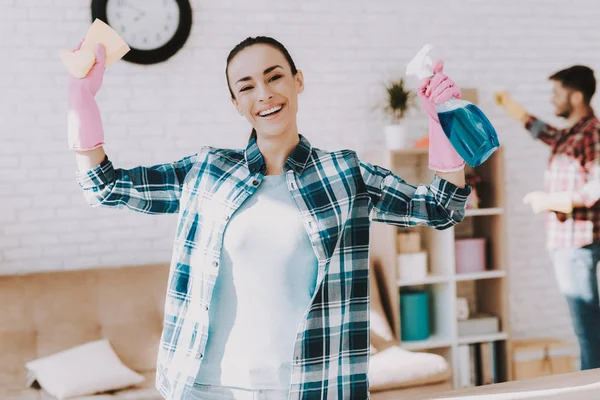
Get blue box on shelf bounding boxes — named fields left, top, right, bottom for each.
left=400, top=289, right=430, bottom=341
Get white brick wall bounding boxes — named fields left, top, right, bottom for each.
left=2, top=0, right=598, bottom=348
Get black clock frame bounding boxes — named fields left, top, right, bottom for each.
left=91, top=0, right=192, bottom=65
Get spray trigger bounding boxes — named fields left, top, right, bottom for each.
left=406, top=44, right=435, bottom=80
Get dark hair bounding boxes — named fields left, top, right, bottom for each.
left=549, top=65, right=596, bottom=104
left=225, top=36, right=299, bottom=142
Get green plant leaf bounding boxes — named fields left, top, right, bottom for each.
left=384, top=78, right=416, bottom=122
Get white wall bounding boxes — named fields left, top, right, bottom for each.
left=2, top=0, right=599, bottom=346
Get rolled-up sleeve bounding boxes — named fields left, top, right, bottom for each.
left=360, top=161, right=471, bottom=230
left=76, top=152, right=201, bottom=215
left=525, top=115, right=562, bottom=146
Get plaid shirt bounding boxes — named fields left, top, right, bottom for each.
left=525, top=109, right=600, bottom=250
left=77, top=135, right=470, bottom=399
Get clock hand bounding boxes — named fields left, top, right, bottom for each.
left=121, top=0, right=145, bottom=17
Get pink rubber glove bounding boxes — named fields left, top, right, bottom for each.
left=418, top=60, right=465, bottom=172
left=67, top=42, right=106, bottom=151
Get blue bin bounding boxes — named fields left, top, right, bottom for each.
left=400, top=289, right=430, bottom=341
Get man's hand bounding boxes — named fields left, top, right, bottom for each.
left=523, top=191, right=574, bottom=214
left=495, top=91, right=528, bottom=123
left=523, top=191, right=549, bottom=213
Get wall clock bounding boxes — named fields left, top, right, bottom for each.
left=91, top=0, right=193, bottom=65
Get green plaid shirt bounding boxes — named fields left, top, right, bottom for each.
left=77, top=135, right=470, bottom=399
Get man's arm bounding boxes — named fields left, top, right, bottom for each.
left=524, top=115, right=562, bottom=147
left=524, top=125, right=600, bottom=213
left=495, top=91, right=562, bottom=147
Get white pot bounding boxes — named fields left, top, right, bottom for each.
left=384, top=124, right=409, bottom=150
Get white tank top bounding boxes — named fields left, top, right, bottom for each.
left=195, top=173, right=319, bottom=390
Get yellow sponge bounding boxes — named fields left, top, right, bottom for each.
left=60, top=19, right=130, bottom=78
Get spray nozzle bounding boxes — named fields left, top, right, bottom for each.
left=406, top=44, right=434, bottom=80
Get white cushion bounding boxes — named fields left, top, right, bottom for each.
left=368, top=346, right=451, bottom=392
left=25, top=339, right=145, bottom=399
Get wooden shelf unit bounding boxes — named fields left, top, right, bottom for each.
left=366, top=146, right=510, bottom=389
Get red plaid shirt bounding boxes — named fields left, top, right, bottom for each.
left=525, top=109, right=600, bottom=250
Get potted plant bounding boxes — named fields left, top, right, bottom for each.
left=383, top=77, right=416, bottom=150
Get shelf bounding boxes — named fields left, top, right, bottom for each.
left=397, top=274, right=451, bottom=287
left=401, top=334, right=453, bottom=351
left=456, top=270, right=506, bottom=282
left=390, top=147, right=428, bottom=156
left=458, top=332, right=509, bottom=345
left=399, top=271, right=506, bottom=285
left=366, top=145, right=510, bottom=389
left=465, top=207, right=504, bottom=217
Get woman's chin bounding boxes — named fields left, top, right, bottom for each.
left=257, top=122, right=293, bottom=138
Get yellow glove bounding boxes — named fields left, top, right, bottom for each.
left=495, top=91, right=528, bottom=122
left=523, top=191, right=573, bottom=214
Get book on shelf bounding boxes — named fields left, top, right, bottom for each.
left=458, top=341, right=499, bottom=388
left=480, top=341, right=496, bottom=385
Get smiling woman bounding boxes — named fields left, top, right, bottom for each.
left=66, top=33, right=474, bottom=399
left=225, top=37, right=303, bottom=148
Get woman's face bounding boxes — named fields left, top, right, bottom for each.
left=227, top=44, right=304, bottom=139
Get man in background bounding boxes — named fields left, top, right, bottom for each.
left=497, top=65, right=600, bottom=370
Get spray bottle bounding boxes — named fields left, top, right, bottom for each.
left=406, top=44, right=499, bottom=168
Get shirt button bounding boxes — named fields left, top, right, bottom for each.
left=205, top=305, right=209, bottom=311
left=291, top=182, right=296, bottom=189
left=252, top=180, right=259, bottom=186
left=196, top=352, right=203, bottom=359
left=224, top=215, right=230, bottom=221
left=212, top=261, right=218, bottom=267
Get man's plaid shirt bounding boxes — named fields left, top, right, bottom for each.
left=525, top=109, right=600, bottom=250
left=77, top=135, right=470, bottom=399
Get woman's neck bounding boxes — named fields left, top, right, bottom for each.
left=256, top=129, right=300, bottom=176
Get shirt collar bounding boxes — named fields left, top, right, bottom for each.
left=245, top=134, right=313, bottom=175
left=570, top=108, right=596, bottom=132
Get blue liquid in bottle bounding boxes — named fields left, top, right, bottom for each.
left=437, top=101, right=500, bottom=168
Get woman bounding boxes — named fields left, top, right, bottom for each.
left=68, top=36, right=470, bottom=400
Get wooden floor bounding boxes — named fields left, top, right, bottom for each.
left=431, top=369, right=600, bottom=399
left=371, top=380, right=453, bottom=400
left=371, top=370, right=600, bottom=400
